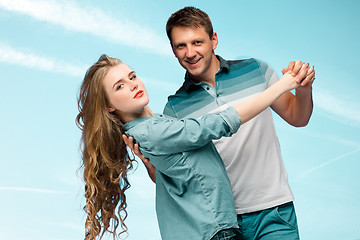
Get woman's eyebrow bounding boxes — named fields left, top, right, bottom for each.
left=128, top=71, right=135, bottom=77
left=112, top=78, right=124, bottom=89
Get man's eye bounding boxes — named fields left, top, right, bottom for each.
left=130, top=75, right=137, bottom=80
left=195, top=41, right=202, bottom=45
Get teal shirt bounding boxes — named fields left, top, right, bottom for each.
left=124, top=107, right=241, bottom=240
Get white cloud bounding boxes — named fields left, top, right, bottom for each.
left=299, top=147, right=360, bottom=179
left=0, top=0, right=171, bottom=56
left=0, top=186, right=69, bottom=194
left=301, top=130, right=360, bottom=149
left=0, top=43, right=87, bottom=76
left=142, top=77, right=179, bottom=92
left=314, top=89, right=360, bottom=126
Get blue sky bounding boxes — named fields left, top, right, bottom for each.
left=0, top=0, right=359, bottom=239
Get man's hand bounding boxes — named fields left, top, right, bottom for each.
left=282, top=60, right=315, bottom=89
left=272, top=60, right=315, bottom=127
left=122, top=135, right=156, bottom=183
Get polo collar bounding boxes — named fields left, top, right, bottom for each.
left=183, top=55, right=229, bottom=92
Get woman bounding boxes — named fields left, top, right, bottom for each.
left=76, top=54, right=309, bottom=240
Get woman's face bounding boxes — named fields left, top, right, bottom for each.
left=102, top=64, right=149, bottom=122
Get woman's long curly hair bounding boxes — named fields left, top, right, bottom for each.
left=76, top=55, right=134, bottom=240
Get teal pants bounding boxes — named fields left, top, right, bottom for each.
left=236, top=202, right=300, bottom=240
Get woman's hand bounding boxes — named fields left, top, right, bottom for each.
left=282, top=60, right=315, bottom=88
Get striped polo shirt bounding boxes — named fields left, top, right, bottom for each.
left=163, top=56, right=294, bottom=214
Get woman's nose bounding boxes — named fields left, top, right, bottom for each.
left=129, top=81, right=138, bottom=90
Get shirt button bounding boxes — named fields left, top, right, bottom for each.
left=216, top=94, right=219, bottom=97
left=206, top=87, right=210, bottom=90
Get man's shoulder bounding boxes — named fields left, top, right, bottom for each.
left=223, top=57, right=276, bottom=80
left=227, top=58, right=255, bottom=65
left=225, top=57, right=263, bottom=69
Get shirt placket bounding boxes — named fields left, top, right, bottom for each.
left=200, top=82, right=221, bottom=106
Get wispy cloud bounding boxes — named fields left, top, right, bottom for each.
left=142, top=77, right=179, bottom=92
left=0, top=186, right=69, bottom=194
left=299, top=147, right=360, bottom=179
left=0, top=42, right=178, bottom=91
left=301, top=130, right=360, bottom=149
left=0, top=0, right=170, bottom=56
left=314, top=89, right=360, bottom=127
left=0, top=43, right=86, bottom=76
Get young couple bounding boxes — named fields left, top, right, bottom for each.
left=77, top=6, right=315, bottom=240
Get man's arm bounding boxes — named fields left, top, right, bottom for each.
left=272, top=61, right=315, bottom=127
left=122, top=95, right=180, bottom=184
left=122, top=135, right=156, bottom=183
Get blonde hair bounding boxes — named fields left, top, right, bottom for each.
left=76, top=54, right=133, bottom=239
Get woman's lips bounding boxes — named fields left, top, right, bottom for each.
left=134, top=90, right=144, bottom=98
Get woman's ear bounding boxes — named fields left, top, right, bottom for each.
left=107, top=105, right=115, bottom=113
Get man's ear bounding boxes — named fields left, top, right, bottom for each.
left=212, top=32, right=218, bottom=51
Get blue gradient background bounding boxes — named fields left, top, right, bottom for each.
left=0, top=0, right=359, bottom=239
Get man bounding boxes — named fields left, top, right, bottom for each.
left=125, top=6, right=315, bottom=240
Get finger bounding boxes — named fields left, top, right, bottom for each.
left=307, top=66, right=314, bottom=76
left=291, top=60, right=302, bottom=76
left=302, top=71, right=315, bottom=86
left=282, top=68, right=288, bottom=75
left=296, top=63, right=310, bottom=83
left=302, top=66, right=314, bottom=85
left=126, top=136, right=135, bottom=151
left=122, top=134, right=130, bottom=146
left=133, top=143, right=145, bottom=158
left=288, top=61, right=296, bottom=73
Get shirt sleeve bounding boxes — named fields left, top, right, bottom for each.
left=139, top=107, right=241, bottom=155
left=163, top=100, right=177, bottom=118
left=256, top=58, right=279, bottom=87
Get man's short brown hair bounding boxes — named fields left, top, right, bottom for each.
left=166, top=7, right=213, bottom=43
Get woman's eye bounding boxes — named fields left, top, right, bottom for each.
left=116, top=84, right=123, bottom=90
left=130, top=75, right=137, bottom=80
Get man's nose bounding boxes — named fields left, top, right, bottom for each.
left=185, top=46, right=196, bottom=58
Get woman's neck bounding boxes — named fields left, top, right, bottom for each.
left=120, top=106, right=154, bottom=123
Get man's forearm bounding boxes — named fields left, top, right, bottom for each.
left=291, top=88, right=314, bottom=127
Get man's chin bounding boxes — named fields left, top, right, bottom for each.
left=187, top=69, right=204, bottom=79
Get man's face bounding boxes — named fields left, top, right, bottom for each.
left=171, top=26, right=218, bottom=81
